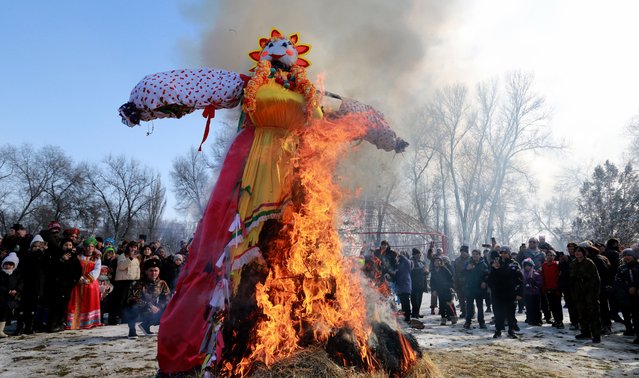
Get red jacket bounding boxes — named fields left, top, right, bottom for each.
left=541, top=261, right=560, bottom=291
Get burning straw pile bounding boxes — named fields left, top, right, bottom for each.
left=251, top=347, right=440, bottom=378
left=208, top=114, right=436, bottom=377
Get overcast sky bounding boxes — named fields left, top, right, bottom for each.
left=2, top=1, right=638, bottom=219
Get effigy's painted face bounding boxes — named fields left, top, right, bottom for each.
left=260, top=37, right=298, bottom=68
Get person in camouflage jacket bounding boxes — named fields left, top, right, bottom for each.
left=125, top=258, right=171, bottom=338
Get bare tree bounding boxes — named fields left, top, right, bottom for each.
left=87, top=155, right=156, bottom=241
left=170, top=146, right=212, bottom=219
left=406, top=72, right=560, bottom=248
left=1, top=144, right=59, bottom=229
left=482, top=72, right=554, bottom=242
left=140, top=173, right=167, bottom=241
left=405, top=111, right=438, bottom=226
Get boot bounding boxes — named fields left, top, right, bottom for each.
left=13, top=318, right=24, bottom=336
left=493, top=330, right=501, bottom=338
left=440, top=318, right=446, bottom=326
left=507, top=329, right=518, bottom=339
left=22, top=312, right=34, bottom=335
left=450, top=315, right=458, bottom=325
left=127, top=324, right=138, bottom=339
left=575, top=333, right=592, bottom=340
left=0, top=322, right=7, bottom=338
left=138, top=322, right=153, bottom=336
left=592, top=335, right=601, bottom=343
left=431, top=307, right=436, bottom=315
left=485, top=306, right=492, bottom=313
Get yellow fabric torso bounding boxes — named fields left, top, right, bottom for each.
left=230, top=79, right=321, bottom=279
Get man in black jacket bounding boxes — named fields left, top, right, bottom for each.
left=488, top=246, right=523, bottom=338
left=463, top=249, right=489, bottom=329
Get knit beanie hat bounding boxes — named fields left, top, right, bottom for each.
left=2, top=252, right=19, bottom=269
left=522, top=257, right=534, bottom=267
left=30, top=234, right=45, bottom=247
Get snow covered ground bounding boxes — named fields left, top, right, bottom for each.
left=1, top=294, right=639, bottom=377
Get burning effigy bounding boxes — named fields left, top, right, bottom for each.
left=119, top=28, right=433, bottom=377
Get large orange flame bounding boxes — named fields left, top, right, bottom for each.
left=234, top=113, right=380, bottom=376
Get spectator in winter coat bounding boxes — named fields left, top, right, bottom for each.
left=46, top=238, right=82, bottom=332
left=109, top=241, right=141, bottom=325
left=430, top=255, right=457, bottom=325
left=482, top=249, right=493, bottom=313
left=15, top=235, right=49, bottom=335
left=161, top=254, right=184, bottom=294
left=395, top=251, right=413, bottom=323
left=0, top=253, right=23, bottom=338
left=454, top=246, right=470, bottom=318
left=379, top=241, right=398, bottom=288
left=586, top=245, right=613, bottom=335
left=488, top=246, right=523, bottom=339
left=426, top=242, right=442, bottom=314
left=125, top=258, right=171, bottom=339
left=410, top=248, right=428, bottom=319
left=522, top=258, right=543, bottom=326
left=570, top=242, right=602, bottom=343
left=561, top=242, right=579, bottom=329
left=463, top=249, right=489, bottom=329
left=541, top=250, right=564, bottom=328
left=519, top=237, right=545, bottom=270
left=603, top=238, right=623, bottom=323
left=613, top=248, right=639, bottom=343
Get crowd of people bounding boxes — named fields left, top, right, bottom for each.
left=0, top=222, right=188, bottom=339
left=365, top=236, right=639, bottom=345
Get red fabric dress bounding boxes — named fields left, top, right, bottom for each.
left=65, top=256, right=103, bottom=330
left=157, top=126, right=255, bottom=373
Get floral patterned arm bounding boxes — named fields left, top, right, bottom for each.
left=330, top=97, right=408, bottom=153
left=119, top=68, right=246, bottom=127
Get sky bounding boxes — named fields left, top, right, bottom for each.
left=2, top=1, right=638, bottom=219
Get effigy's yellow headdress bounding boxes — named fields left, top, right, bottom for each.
left=248, top=28, right=311, bottom=72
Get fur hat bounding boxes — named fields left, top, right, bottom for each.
left=143, top=258, right=161, bottom=271
left=2, top=252, right=19, bottom=268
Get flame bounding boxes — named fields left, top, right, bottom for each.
left=398, top=331, right=418, bottom=373
left=235, top=113, right=380, bottom=375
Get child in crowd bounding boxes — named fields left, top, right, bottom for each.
left=522, top=258, right=543, bottom=326
left=0, top=253, right=22, bottom=337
